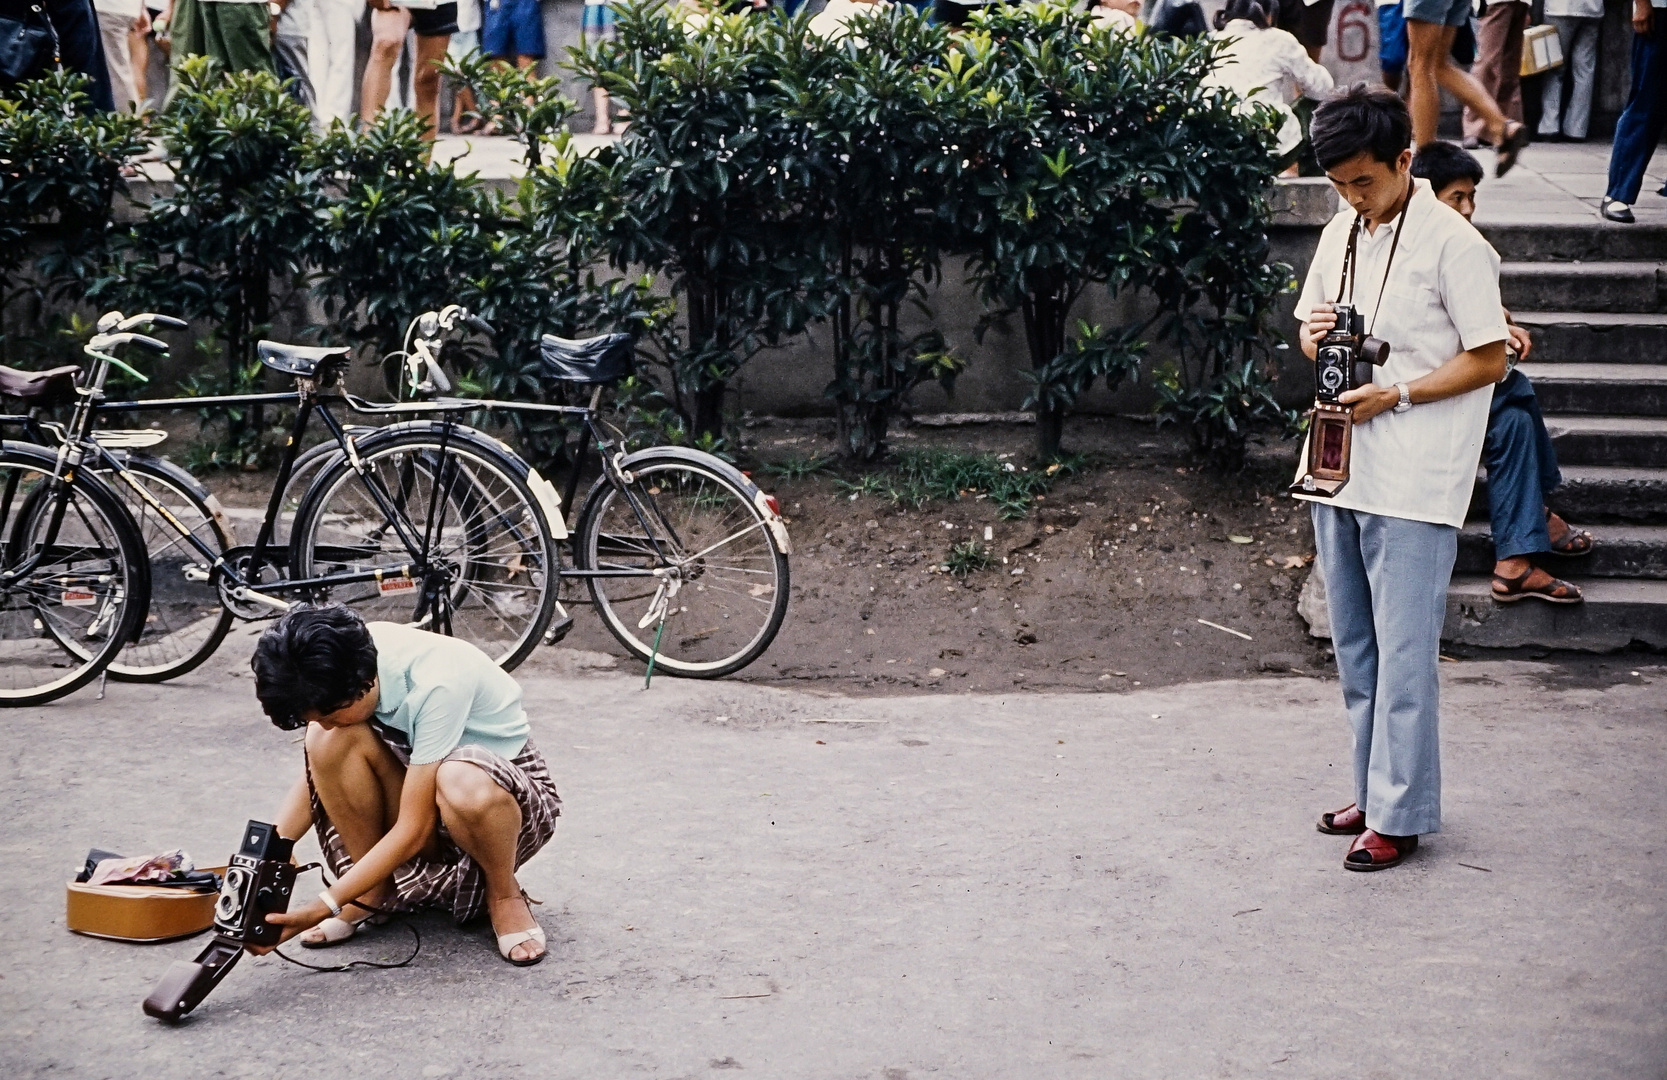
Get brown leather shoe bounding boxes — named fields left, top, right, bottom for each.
left=1345, top=829, right=1419, bottom=871
left=1317, top=802, right=1366, bottom=835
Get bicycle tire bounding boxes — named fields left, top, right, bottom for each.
left=288, top=426, right=558, bottom=671
left=575, top=451, right=790, bottom=678
left=100, top=455, right=234, bottom=681
left=0, top=444, right=149, bottom=706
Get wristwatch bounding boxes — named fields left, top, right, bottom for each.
left=1393, top=382, right=1412, bottom=413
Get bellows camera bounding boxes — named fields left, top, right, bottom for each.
left=142, top=821, right=296, bottom=1022
left=1290, top=303, right=1391, bottom=498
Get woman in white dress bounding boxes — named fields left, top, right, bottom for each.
left=1203, top=0, right=1335, bottom=168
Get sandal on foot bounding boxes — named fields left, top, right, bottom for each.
left=1495, top=123, right=1530, bottom=178
left=1492, top=566, right=1582, bottom=604
left=494, top=893, right=546, bottom=966
left=300, top=915, right=374, bottom=949
left=1317, top=802, right=1366, bottom=835
left=1547, top=515, right=1594, bottom=557
left=1345, top=829, right=1418, bottom=871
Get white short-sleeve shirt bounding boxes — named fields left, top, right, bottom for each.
left=1292, top=178, right=1508, bottom=528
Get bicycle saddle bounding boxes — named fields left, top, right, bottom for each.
left=540, top=333, right=634, bottom=385
left=0, top=364, right=82, bottom=407
left=257, top=340, right=351, bottom=379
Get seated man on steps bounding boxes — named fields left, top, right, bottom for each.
left=246, top=604, right=561, bottom=966
left=1410, top=141, right=1594, bottom=605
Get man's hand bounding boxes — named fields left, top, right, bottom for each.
left=1507, top=322, right=1532, bottom=361
left=245, top=898, right=332, bottom=955
left=1301, top=303, right=1337, bottom=360
left=1338, top=382, right=1400, bottom=424
left=1636, top=0, right=1651, bottom=36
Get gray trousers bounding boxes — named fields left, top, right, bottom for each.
left=1538, top=15, right=1600, bottom=139
left=1311, top=504, right=1456, bottom=837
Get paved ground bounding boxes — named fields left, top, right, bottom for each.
left=2, top=631, right=1662, bottom=1079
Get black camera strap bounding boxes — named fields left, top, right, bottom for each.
left=1335, top=180, right=1416, bottom=335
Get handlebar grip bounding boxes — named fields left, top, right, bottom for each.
left=149, top=315, right=188, bottom=331
left=129, top=333, right=170, bottom=352
left=465, top=315, right=495, bottom=336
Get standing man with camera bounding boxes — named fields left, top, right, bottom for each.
left=1297, top=85, right=1510, bottom=871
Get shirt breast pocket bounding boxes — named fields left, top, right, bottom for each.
left=1377, top=281, right=1438, bottom=337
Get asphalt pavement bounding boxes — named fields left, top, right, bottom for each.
left=2, top=633, right=1662, bottom=1079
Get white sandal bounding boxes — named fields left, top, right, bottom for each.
left=299, top=913, right=375, bottom=949
left=494, top=893, right=546, bottom=967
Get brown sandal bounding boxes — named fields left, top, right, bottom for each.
left=1492, top=566, right=1583, bottom=604
left=1547, top=512, right=1594, bottom=557
left=1317, top=802, right=1366, bottom=835
left=1345, top=830, right=1418, bottom=871
left=1495, top=122, right=1530, bottom=178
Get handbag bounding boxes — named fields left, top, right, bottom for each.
left=0, top=3, right=59, bottom=87
left=1521, top=22, right=1564, bottom=77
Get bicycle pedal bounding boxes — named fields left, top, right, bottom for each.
left=542, top=615, right=575, bottom=646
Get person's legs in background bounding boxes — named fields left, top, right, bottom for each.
left=273, top=0, right=316, bottom=110
left=410, top=29, right=450, bottom=138
left=1485, top=369, right=1585, bottom=602
left=1405, top=0, right=1526, bottom=168
left=360, top=2, right=412, bottom=127
left=96, top=7, right=140, bottom=111
left=447, top=28, right=480, bottom=132
left=1604, top=6, right=1667, bottom=218
left=582, top=0, right=617, bottom=134
left=1379, top=0, right=1408, bottom=92
left=1278, top=0, right=1336, bottom=63
left=1539, top=15, right=1599, bottom=139
left=1462, top=0, right=1527, bottom=147
left=310, top=0, right=364, bottom=126
left=45, top=0, right=117, bottom=110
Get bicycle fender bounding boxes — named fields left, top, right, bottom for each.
left=524, top=467, right=568, bottom=540
left=615, top=446, right=792, bottom=556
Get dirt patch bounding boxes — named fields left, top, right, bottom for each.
left=187, top=414, right=1331, bottom=694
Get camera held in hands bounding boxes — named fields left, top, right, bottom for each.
left=142, top=821, right=296, bottom=1022
left=1290, top=303, right=1392, bottom=499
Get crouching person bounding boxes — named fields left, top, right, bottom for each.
left=249, top=605, right=559, bottom=965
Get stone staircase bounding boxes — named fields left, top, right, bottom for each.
left=1445, top=222, right=1667, bottom=650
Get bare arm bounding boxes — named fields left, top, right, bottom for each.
left=1338, top=339, right=1509, bottom=424
left=274, top=773, right=312, bottom=842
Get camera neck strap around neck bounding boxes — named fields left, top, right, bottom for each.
left=1336, top=179, right=1415, bottom=337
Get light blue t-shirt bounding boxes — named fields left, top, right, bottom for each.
left=369, top=623, right=528, bottom=766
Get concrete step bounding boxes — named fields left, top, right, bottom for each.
left=1444, top=575, right=1667, bottom=650
left=1499, top=262, right=1665, bottom=313
left=1471, top=465, right=1667, bottom=524
left=1479, top=222, right=1667, bottom=263
left=1514, top=363, right=1667, bottom=414
left=1514, top=312, right=1667, bottom=365
left=1456, top=523, right=1667, bottom=578
left=1544, top=415, right=1667, bottom=466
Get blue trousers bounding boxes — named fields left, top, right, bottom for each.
left=0, top=0, right=115, bottom=110
left=1606, top=15, right=1667, bottom=205
left=1484, top=369, right=1561, bottom=560
left=1312, top=504, right=1456, bottom=837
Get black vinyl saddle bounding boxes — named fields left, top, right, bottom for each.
left=257, top=340, right=351, bottom=378
left=0, top=364, right=82, bottom=407
left=540, top=333, right=634, bottom=385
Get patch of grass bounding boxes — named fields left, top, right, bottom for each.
left=763, top=452, right=835, bottom=480
left=943, top=539, right=998, bottom=577
left=836, top=448, right=1085, bottom=519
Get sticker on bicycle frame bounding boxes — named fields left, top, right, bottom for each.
left=61, top=590, right=97, bottom=607
left=378, top=575, right=417, bottom=598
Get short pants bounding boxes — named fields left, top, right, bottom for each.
left=1276, top=0, right=1335, bottom=50
left=1403, top=0, right=1470, bottom=28
left=481, top=0, right=544, bottom=58
left=581, top=0, right=615, bottom=40
left=396, top=1, right=461, bottom=37
left=1377, top=2, right=1407, bottom=73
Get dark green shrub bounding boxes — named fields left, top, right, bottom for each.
left=572, top=2, right=824, bottom=439
left=0, top=71, right=146, bottom=364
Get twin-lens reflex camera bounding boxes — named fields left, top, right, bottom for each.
left=1290, top=303, right=1391, bottom=499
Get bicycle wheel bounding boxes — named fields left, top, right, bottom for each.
left=289, top=427, right=558, bottom=671
left=101, top=456, right=234, bottom=681
left=575, top=453, right=790, bottom=677
left=0, top=447, right=148, bottom=706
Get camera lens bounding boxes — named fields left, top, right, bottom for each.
left=1319, top=365, right=1344, bottom=391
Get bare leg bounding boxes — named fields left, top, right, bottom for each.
left=1407, top=19, right=1509, bottom=147
left=592, top=86, right=611, bottom=135
left=412, top=33, right=450, bottom=140
left=303, top=721, right=406, bottom=940
left=360, top=6, right=412, bottom=128
left=435, top=760, right=543, bottom=962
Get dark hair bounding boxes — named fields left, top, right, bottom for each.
left=1214, top=0, right=1277, bottom=31
left=1409, top=140, right=1484, bottom=196
left=250, top=604, right=378, bottom=730
left=1309, top=83, right=1412, bottom=170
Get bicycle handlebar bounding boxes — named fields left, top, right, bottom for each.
left=127, top=333, right=170, bottom=353
left=120, top=313, right=187, bottom=332
left=465, top=314, right=495, bottom=336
